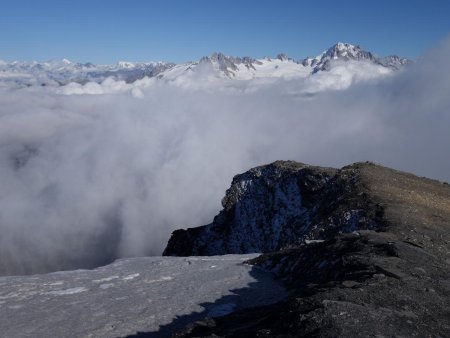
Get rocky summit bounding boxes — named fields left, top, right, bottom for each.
left=166, top=161, right=450, bottom=337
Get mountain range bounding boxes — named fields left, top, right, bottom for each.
left=0, top=43, right=410, bottom=87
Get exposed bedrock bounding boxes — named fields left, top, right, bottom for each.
left=164, top=161, right=383, bottom=256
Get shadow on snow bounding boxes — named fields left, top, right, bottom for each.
left=122, top=264, right=285, bottom=338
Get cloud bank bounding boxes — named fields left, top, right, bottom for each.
left=1, top=38, right=449, bottom=275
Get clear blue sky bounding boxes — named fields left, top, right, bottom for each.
left=1, top=0, right=450, bottom=63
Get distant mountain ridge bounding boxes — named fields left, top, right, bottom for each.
left=0, top=43, right=410, bottom=87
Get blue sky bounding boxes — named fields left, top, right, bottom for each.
left=1, top=0, right=449, bottom=63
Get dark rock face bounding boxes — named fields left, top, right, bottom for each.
left=163, top=161, right=381, bottom=256
left=169, top=161, right=450, bottom=337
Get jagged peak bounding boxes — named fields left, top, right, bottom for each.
left=210, top=52, right=227, bottom=60
left=199, top=52, right=231, bottom=64
left=323, top=42, right=374, bottom=60
left=276, top=53, right=289, bottom=61
left=330, top=41, right=358, bottom=50
left=200, top=52, right=254, bottom=64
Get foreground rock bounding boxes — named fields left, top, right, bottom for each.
left=167, top=161, right=450, bottom=337
left=0, top=255, right=285, bottom=338
left=164, top=161, right=382, bottom=256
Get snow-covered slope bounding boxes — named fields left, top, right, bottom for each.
left=0, top=43, right=410, bottom=88
left=0, top=254, right=285, bottom=338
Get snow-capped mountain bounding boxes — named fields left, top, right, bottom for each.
left=0, top=59, right=174, bottom=87
left=304, top=42, right=410, bottom=73
left=159, top=43, right=410, bottom=81
left=0, top=43, right=410, bottom=87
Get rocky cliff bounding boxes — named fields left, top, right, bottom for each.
left=163, top=161, right=382, bottom=256
left=167, top=161, right=450, bottom=337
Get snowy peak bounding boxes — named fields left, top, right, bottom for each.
left=321, top=43, right=409, bottom=69
left=323, top=42, right=374, bottom=60
left=301, top=42, right=411, bottom=73
left=307, top=42, right=377, bottom=73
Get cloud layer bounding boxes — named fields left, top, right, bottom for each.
left=1, top=38, right=449, bottom=275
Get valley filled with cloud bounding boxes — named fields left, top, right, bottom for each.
left=1, top=38, right=449, bottom=276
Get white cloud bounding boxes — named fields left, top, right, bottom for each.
left=0, top=37, right=449, bottom=275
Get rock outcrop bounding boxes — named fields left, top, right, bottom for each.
left=163, top=161, right=382, bottom=256
left=168, top=161, right=450, bottom=337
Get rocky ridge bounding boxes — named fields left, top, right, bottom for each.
left=166, top=161, right=450, bottom=337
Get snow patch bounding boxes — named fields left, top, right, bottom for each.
left=145, top=276, right=173, bottom=284
left=44, top=281, right=64, bottom=286
left=122, top=273, right=140, bottom=281
left=46, top=287, right=88, bottom=296
left=99, top=283, right=114, bottom=289
left=305, top=239, right=325, bottom=244
left=92, top=276, right=119, bottom=283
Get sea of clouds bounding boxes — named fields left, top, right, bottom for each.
left=1, top=38, right=449, bottom=275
